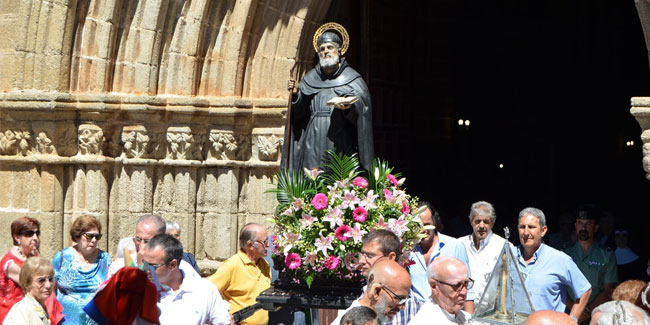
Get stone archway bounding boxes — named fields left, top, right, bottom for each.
left=0, top=0, right=334, bottom=272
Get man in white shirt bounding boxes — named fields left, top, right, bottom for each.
left=458, top=201, right=506, bottom=303
left=408, top=257, right=472, bottom=324
left=142, top=234, right=232, bottom=325
left=331, top=259, right=411, bottom=325
left=108, top=214, right=199, bottom=278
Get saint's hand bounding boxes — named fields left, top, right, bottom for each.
left=334, top=102, right=352, bottom=110
left=287, top=79, right=297, bottom=93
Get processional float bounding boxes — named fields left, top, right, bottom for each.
left=472, top=228, right=535, bottom=325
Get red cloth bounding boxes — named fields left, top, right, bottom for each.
left=91, top=267, right=160, bottom=324
left=0, top=250, right=65, bottom=324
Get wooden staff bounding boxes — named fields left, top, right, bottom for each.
left=284, top=62, right=298, bottom=171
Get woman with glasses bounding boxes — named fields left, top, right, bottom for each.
left=4, top=256, right=56, bottom=324
left=52, top=215, right=111, bottom=324
left=1, top=217, right=64, bottom=323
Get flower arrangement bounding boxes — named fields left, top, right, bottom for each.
left=267, top=152, right=425, bottom=288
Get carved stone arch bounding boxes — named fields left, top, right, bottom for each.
left=241, top=0, right=333, bottom=99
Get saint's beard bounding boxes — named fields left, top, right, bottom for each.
left=319, top=53, right=339, bottom=70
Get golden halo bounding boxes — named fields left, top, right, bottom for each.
left=312, top=22, right=349, bottom=55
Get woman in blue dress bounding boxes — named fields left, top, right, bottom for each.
left=53, top=215, right=111, bottom=324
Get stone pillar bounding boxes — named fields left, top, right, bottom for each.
left=631, top=98, right=650, bottom=180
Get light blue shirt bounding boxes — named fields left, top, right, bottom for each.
left=515, top=243, right=591, bottom=312
left=409, top=233, right=475, bottom=302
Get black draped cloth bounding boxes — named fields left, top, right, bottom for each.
left=282, top=59, right=374, bottom=171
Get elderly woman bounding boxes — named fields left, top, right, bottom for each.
left=53, top=215, right=111, bottom=324
left=3, top=256, right=55, bottom=324
left=1, top=217, right=53, bottom=322
left=165, top=220, right=200, bottom=273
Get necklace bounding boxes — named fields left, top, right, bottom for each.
left=14, top=246, right=27, bottom=260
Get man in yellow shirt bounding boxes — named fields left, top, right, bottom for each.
left=209, top=223, right=271, bottom=324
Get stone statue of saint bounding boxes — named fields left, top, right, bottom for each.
left=282, top=23, right=374, bottom=172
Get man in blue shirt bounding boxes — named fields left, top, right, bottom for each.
left=409, top=201, right=475, bottom=313
left=516, top=207, right=591, bottom=322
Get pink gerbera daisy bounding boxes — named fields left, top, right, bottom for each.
left=353, top=206, right=368, bottom=222
left=312, top=193, right=328, bottom=210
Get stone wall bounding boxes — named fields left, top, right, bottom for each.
left=0, top=0, right=332, bottom=273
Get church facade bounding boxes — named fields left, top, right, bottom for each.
left=0, top=0, right=334, bottom=273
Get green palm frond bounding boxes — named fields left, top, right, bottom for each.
left=323, top=151, right=361, bottom=183
left=266, top=169, right=315, bottom=212
left=368, top=157, right=402, bottom=191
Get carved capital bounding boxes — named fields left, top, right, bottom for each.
left=78, top=124, right=104, bottom=156
left=121, top=125, right=149, bottom=159
left=166, top=126, right=199, bottom=160
left=256, top=134, right=284, bottom=161
left=35, top=131, right=56, bottom=155
left=0, top=130, right=17, bottom=155
left=0, top=128, right=33, bottom=156
left=207, top=130, right=237, bottom=160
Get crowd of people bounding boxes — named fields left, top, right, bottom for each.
left=1, top=201, right=650, bottom=325
left=335, top=201, right=650, bottom=325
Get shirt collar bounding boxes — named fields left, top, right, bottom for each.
left=431, top=296, right=461, bottom=322
left=470, top=230, right=494, bottom=252
left=517, top=242, right=544, bottom=266
left=237, top=250, right=265, bottom=267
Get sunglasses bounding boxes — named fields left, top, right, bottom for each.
left=83, top=233, right=102, bottom=240
left=21, top=230, right=40, bottom=237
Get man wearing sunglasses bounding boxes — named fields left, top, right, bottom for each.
left=409, top=257, right=472, bottom=324
left=108, top=214, right=199, bottom=279
left=142, top=234, right=232, bottom=324
left=331, top=259, right=411, bottom=325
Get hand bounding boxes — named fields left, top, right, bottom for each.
left=30, top=247, right=40, bottom=257
left=578, top=310, right=590, bottom=323
left=287, top=79, right=297, bottom=93
left=334, top=102, right=352, bottom=110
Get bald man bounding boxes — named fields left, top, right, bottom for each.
left=209, top=223, right=271, bottom=325
left=525, top=310, right=576, bottom=325
left=331, top=259, right=411, bottom=325
left=409, top=256, right=472, bottom=324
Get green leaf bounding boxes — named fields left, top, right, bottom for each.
left=265, top=169, right=314, bottom=205
left=323, top=151, right=361, bottom=183
left=305, top=273, right=314, bottom=288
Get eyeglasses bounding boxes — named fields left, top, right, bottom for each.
left=254, top=239, right=269, bottom=246
left=21, top=230, right=40, bottom=237
left=142, top=260, right=166, bottom=270
left=360, top=250, right=386, bottom=261
left=133, top=236, right=150, bottom=245
left=379, top=284, right=409, bottom=305
left=434, top=278, right=474, bottom=292
left=83, top=233, right=102, bottom=240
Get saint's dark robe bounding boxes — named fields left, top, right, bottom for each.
left=282, top=59, right=374, bottom=171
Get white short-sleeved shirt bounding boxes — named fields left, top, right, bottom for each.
left=408, top=298, right=470, bottom=325
left=158, top=275, right=231, bottom=325
left=460, top=231, right=507, bottom=303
